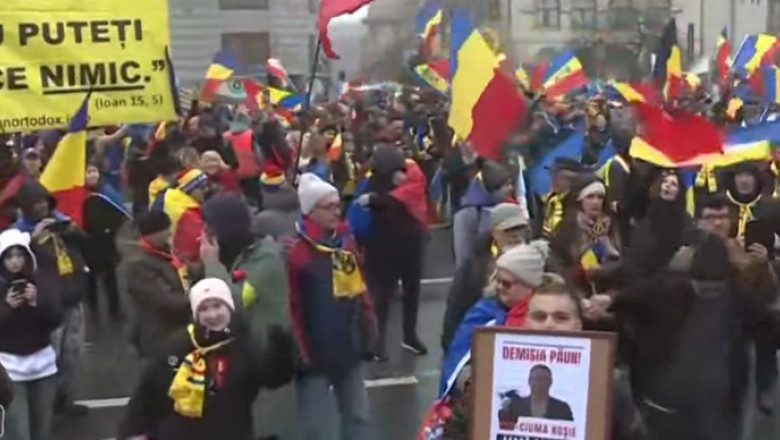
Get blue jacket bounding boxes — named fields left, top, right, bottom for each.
left=439, top=297, right=506, bottom=397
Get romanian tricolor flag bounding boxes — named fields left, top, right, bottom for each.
left=413, top=58, right=449, bottom=95
left=529, top=62, right=549, bottom=93
left=634, top=103, right=723, bottom=164
left=630, top=119, right=775, bottom=168
left=40, top=94, right=90, bottom=227
left=448, top=9, right=526, bottom=160
left=416, top=0, right=443, bottom=55
left=715, top=27, right=732, bottom=82
left=653, top=19, right=683, bottom=100
left=732, top=33, right=779, bottom=78
left=201, top=51, right=238, bottom=102
left=541, top=50, right=587, bottom=98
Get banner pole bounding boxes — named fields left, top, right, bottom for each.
left=292, top=37, right=322, bottom=184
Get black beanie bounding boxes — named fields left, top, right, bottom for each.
left=137, top=211, right=171, bottom=236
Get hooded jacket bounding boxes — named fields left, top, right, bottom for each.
left=362, top=147, right=427, bottom=269
left=13, top=180, right=88, bottom=309
left=0, top=229, right=62, bottom=382
left=252, top=184, right=300, bottom=240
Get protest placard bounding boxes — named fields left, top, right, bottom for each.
left=0, top=0, right=176, bottom=131
left=472, top=328, right=615, bottom=440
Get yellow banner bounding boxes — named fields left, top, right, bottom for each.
left=0, top=0, right=176, bottom=131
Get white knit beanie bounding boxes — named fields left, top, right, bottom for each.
left=298, top=173, right=339, bottom=215
left=189, top=278, right=236, bottom=317
left=495, top=240, right=551, bottom=288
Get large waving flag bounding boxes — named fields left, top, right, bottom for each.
left=413, top=58, right=449, bottom=95
left=201, top=51, right=238, bottom=102
left=634, top=103, right=723, bottom=164
left=541, top=50, right=587, bottom=98
left=416, top=0, right=443, bottom=55
left=40, top=94, right=91, bottom=226
left=448, top=9, right=526, bottom=160
left=732, top=33, right=779, bottom=78
left=529, top=131, right=585, bottom=196
left=319, top=0, right=377, bottom=59
left=630, top=118, right=776, bottom=167
left=653, top=19, right=683, bottom=100
left=715, top=27, right=732, bottom=83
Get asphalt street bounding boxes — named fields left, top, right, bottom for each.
left=52, top=227, right=780, bottom=440
left=56, top=228, right=456, bottom=440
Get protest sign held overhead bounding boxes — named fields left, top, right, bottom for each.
left=0, top=0, right=176, bottom=131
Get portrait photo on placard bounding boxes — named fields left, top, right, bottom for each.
left=491, top=333, right=591, bottom=440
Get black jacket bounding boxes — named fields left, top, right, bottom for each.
left=119, top=321, right=295, bottom=440
left=498, top=395, right=574, bottom=423
left=0, top=273, right=62, bottom=355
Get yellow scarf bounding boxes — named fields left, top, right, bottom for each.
left=296, top=223, right=366, bottom=299
left=771, top=162, right=780, bottom=197
left=168, top=325, right=234, bottom=418
left=695, top=164, right=718, bottom=194
left=542, top=192, right=565, bottom=236
left=726, top=191, right=760, bottom=238
left=37, top=233, right=73, bottom=275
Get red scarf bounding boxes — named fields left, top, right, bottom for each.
left=390, top=160, right=428, bottom=228
left=505, top=295, right=531, bottom=327
left=140, top=238, right=190, bottom=291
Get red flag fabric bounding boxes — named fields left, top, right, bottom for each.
left=635, top=103, right=723, bottom=163
left=529, top=62, right=548, bottom=92
left=469, top=69, right=528, bottom=160
left=318, top=0, right=376, bottom=59
left=391, top=160, right=428, bottom=228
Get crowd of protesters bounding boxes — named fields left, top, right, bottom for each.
left=0, top=74, right=778, bottom=440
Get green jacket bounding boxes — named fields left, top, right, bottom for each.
left=205, top=237, right=299, bottom=440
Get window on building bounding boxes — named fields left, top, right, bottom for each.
left=645, top=0, right=672, bottom=29
left=221, top=32, right=270, bottom=67
left=488, top=0, right=503, bottom=21
left=309, top=0, right=318, bottom=14
left=608, top=0, right=637, bottom=31
left=534, top=0, right=561, bottom=28
left=571, top=0, right=598, bottom=30
left=770, top=0, right=780, bottom=32
left=218, top=0, right=269, bottom=10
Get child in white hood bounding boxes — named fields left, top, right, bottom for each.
left=0, top=229, right=62, bottom=440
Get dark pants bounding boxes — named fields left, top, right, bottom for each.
left=755, top=335, right=778, bottom=391
left=86, top=269, right=120, bottom=319
left=639, top=399, right=741, bottom=440
left=240, top=176, right=263, bottom=208
left=364, top=241, right=424, bottom=355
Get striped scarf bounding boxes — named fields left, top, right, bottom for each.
left=296, top=221, right=365, bottom=299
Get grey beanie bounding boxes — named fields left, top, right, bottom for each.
left=495, top=240, right=550, bottom=288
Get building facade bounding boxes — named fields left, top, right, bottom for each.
left=168, top=0, right=318, bottom=85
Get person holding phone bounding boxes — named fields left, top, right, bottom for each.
left=0, top=229, right=62, bottom=440
left=12, top=179, right=90, bottom=417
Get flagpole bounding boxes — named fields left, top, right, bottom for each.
left=292, top=37, right=322, bottom=184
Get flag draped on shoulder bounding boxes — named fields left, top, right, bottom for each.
left=318, top=0, right=377, bottom=59
left=40, top=94, right=91, bottom=227
left=448, top=9, right=526, bottom=160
